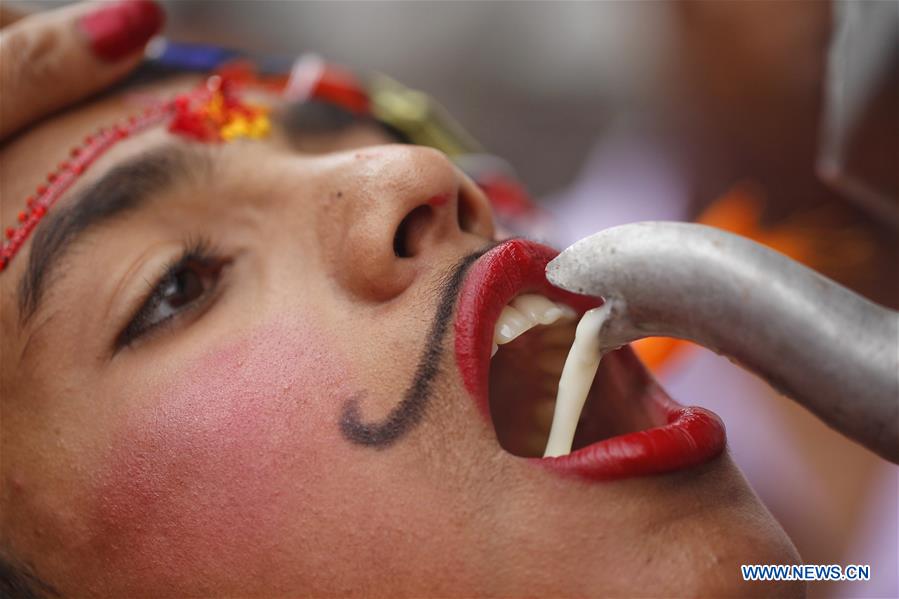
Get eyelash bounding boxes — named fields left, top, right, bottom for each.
left=115, top=237, right=227, bottom=349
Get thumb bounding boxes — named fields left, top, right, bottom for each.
left=0, top=0, right=165, bottom=140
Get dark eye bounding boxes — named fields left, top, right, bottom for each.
left=155, top=263, right=206, bottom=312
left=117, top=252, right=224, bottom=348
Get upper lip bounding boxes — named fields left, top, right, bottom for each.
left=453, top=238, right=726, bottom=480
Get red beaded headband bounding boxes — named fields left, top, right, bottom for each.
left=0, top=70, right=272, bottom=272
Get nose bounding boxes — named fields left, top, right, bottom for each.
left=322, top=144, right=495, bottom=301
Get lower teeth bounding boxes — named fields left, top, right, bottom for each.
left=543, top=305, right=611, bottom=457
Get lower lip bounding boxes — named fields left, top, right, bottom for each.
left=454, top=239, right=726, bottom=480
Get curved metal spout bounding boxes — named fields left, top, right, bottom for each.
left=546, top=221, right=899, bottom=463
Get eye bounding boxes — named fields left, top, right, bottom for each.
left=117, top=245, right=225, bottom=348
left=155, top=261, right=206, bottom=311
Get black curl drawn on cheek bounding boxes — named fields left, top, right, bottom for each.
left=339, top=247, right=490, bottom=447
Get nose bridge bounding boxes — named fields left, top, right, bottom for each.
left=352, top=144, right=460, bottom=209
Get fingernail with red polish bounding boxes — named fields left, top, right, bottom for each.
left=79, top=0, right=165, bottom=62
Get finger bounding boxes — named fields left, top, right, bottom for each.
left=0, top=0, right=165, bottom=140
left=1, top=3, right=29, bottom=28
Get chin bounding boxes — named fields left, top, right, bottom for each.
left=611, top=452, right=806, bottom=599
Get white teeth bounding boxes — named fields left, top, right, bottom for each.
left=492, top=295, right=577, bottom=351
left=512, top=294, right=563, bottom=325
left=491, top=343, right=499, bottom=357
left=558, top=305, right=578, bottom=320
left=493, top=305, right=534, bottom=345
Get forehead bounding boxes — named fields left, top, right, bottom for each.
left=0, top=72, right=391, bottom=279
left=0, top=75, right=384, bottom=227
left=0, top=74, right=203, bottom=238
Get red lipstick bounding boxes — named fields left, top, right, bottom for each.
left=454, top=239, right=726, bottom=480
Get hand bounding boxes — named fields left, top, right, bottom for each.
left=0, top=0, right=165, bottom=141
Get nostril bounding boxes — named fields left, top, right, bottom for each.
left=393, top=205, right=435, bottom=258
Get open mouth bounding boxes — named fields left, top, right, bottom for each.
left=488, top=297, right=657, bottom=458
left=455, top=239, right=726, bottom=480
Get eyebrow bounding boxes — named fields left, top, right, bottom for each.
left=17, top=143, right=210, bottom=326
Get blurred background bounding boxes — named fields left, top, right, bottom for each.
left=21, top=1, right=899, bottom=596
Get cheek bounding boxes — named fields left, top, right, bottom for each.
left=88, top=325, right=353, bottom=590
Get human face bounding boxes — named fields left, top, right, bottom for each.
left=0, top=75, right=801, bottom=597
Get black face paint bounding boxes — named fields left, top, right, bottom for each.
left=339, top=245, right=494, bottom=447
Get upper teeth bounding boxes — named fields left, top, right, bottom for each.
left=492, top=294, right=577, bottom=355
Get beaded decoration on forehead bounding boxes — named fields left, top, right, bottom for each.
left=2, top=54, right=543, bottom=272
left=0, top=71, right=272, bottom=272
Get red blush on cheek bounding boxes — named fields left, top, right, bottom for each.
left=88, top=324, right=354, bottom=591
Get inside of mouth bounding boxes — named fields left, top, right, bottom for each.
left=488, top=298, right=656, bottom=458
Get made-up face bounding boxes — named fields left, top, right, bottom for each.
left=0, top=75, right=801, bottom=598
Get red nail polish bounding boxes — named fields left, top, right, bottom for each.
left=79, top=0, right=165, bottom=62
